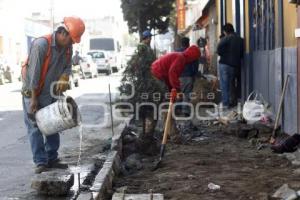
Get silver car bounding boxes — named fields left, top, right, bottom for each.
left=80, top=55, right=98, bottom=78
left=87, top=51, right=112, bottom=75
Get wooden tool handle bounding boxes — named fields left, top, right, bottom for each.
left=272, top=74, right=290, bottom=138
left=162, top=89, right=177, bottom=145
left=162, top=101, right=174, bottom=145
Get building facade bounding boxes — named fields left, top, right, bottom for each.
left=181, top=0, right=299, bottom=135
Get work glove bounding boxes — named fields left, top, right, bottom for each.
left=28, top=95, right=38, bottom=123
left=56, top=74, right=69, bottom=94
left=30, top=97, right=38, bottom=114
left=170, top=88, right=177, bottom=103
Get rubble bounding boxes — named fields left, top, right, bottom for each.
left=114, top=122, right=300, bottom=199
left=124, top=153, right=143, bottom=171
left=31, top=170, right=74, bottom=196
left=77, top=192, right=93, bottom=200
left=293, top=168, right=300, bottom=175
left=112, top=193, right=164, bottom=200
left=272, top=184, right=298, bottom=200
left=208, top=182, right=221, bottom=190
left=115, top=186, right=128, bottom=193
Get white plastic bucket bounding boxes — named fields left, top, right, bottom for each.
left=36, top=96, right=80, bottom=136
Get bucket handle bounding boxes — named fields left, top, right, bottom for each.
left=247, top=91, right=258, bottom=101
left=58, top=98, right=68, bottom=118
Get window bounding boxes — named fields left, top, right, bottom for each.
left=93, top=52, right=105, bottom=58
left=87, top=52, right=105, bottom=59
left=89, top=38, right=115, bottom=51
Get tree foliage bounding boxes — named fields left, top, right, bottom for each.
left=119, top=43, right=166, bottom=120
left=121, top=0, right=175, bottom=38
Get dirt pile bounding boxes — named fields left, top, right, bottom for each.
left=113, top=126, right=300, bottom=200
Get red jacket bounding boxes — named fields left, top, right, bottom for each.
left=151, top=45, right=200, bottom=91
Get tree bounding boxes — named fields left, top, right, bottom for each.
left=121, top=0, right=175, bottom=39
left=119, top=43, right=166, bottom=154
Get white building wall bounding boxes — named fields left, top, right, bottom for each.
left=0, top=17, right=51, bottom=69
left=185, top=0, right=210, bottom=44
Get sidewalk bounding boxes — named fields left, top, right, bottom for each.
left=113, top=117, right=300, bottom=199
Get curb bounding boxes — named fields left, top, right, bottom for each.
left=76, top=117, right=132, bottom=200
left=90, top=151, right=121, bottom=199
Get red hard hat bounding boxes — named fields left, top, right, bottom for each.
left=63, top=16, right=85, bottom=43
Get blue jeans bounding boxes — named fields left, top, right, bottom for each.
left=219, top=63, right=235, bottom=107
left=179, top=77, right=194, bottom=115
left=22, top=96, right=60, bottom=166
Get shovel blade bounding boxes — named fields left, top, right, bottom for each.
left=152, top=144, right=166, bottom=171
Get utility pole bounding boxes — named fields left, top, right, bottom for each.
left=50, top=0, right=54, bottom=31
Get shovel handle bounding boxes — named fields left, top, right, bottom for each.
left=271, top=74, right=290, bottom=140
left=162, top=89, right=177, bottom=145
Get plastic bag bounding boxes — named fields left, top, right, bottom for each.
left=243, top=91, right=266, bottom=124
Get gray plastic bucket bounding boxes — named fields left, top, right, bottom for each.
left=36, top=96, right=80, bottom=136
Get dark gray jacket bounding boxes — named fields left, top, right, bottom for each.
left=175, top=47, right=199, bottom=77
left=217, top=33, right=244, bottom=68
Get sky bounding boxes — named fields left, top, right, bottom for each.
left=0, top=0, right=124, bottom=22
left=0, top=0, right=129, bottom=65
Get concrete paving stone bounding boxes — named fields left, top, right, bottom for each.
left=112, top=123, right=128, bottom=153
left=112, top=193, right=164, bottom=200
left=115, top=186, right=128, bottom=193
left=293, top=168, right=300, bottom=175
left=77, top=192, right=93, bottom=200
left=113, top=154, right=121, bottom=175
left=106, top=151, right=118, bottom=164
left=272, top=184, right=297, bottom=200
left=292, top=149, right=300, bottom=159
left=291, top=160, right=300, bottom=166
left=284, top=153, right=297, bottom=161
left=31, top=170, right=74, bottom=196
left=90, top=150, right=120, bottom=199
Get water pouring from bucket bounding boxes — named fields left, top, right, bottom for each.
left=35, top=96, right=81, bottom=136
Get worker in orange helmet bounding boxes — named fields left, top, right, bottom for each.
left=21, top=16, right=85, bottom=174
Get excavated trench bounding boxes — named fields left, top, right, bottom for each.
left=111, top=122, right=300, bottom=200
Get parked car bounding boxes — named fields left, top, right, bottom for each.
left=0, top=66, right=4, bottom=85
left=87, top=51, right=112, bottom=75
left=3, top=66, right=13, bottom=83
left=68, top=63, right=82, bottom=89
left=121, top=47, right=136, bottom=68
left=69, top=70, right=80, bottom=89
left=88, top=37, right=121, bottom=73
left=106, top=51, right=119, bottom=73
left=80, top=55, right=98, bottom=78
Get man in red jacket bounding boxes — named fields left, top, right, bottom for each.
left=151, top=45, right=200, bottom=143
left=151, top=45, right=200, bottom=91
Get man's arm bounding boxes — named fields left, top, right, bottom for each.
left=27, top=39, right=48, bottom=113
left=56, top=47, right=73, bottom=94
left=168, top=58, right=185, bottom=91
left=28, top=39, right=48, bottom=92
left=217, top=37, right=229, bottom=56
left=62, top=47, right=73, bottom=76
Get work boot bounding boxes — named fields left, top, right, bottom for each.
left=48, top=159, right=68, bottom=169
left=34, top=164, right=48, bottom=174
left=271, top=134, right=300, bottom=154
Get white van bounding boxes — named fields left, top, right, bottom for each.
left=89, top=37, right=121, bottom=73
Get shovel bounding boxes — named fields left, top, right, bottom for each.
left=270, top=74, right=290, bottom=144
left=152, top=89, right=177, bottom=171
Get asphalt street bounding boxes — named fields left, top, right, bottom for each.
left=0, top=73, right=122, bottom=199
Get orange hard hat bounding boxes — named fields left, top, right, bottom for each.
left=63, top=16, right=85, bottom=43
